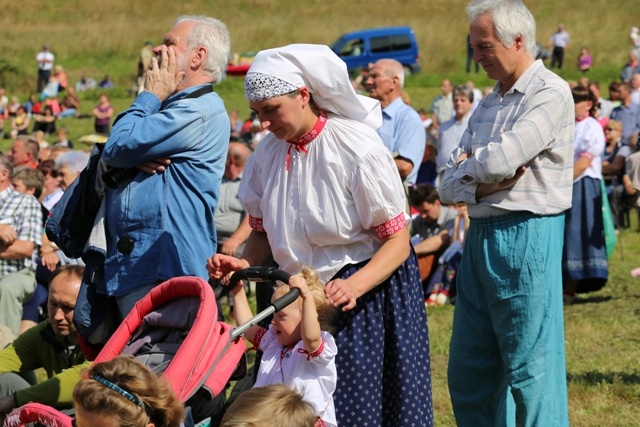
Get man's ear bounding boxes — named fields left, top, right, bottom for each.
left=191, top=47, right=207, bottom=70
left=514, top=34, right=524, bottom=51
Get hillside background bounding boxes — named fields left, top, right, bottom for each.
left=1, top=0, right=639, bottom=118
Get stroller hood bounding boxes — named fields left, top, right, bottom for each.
left=93, top=276, right=246, bottom=401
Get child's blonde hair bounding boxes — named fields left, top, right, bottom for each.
left=220, top=384, right=317, bottom=427
left=73, top=356, right=184, bottom=427
left=273, top=267, right=336, bottom=333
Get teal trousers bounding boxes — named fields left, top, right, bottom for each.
left=448, top=212, right=569, bottom=427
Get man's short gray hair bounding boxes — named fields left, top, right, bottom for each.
left=377, top=59, right=404, bottom=88
left=466, top=0, right=537, bottom=58
left=453, top=84, right=474, bottom=103
left=175, top=15, right=231, bottom=84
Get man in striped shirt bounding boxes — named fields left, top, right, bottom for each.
left=0, top=154, right=42, bottom=336
left=441, top=1, right=574, bottom=426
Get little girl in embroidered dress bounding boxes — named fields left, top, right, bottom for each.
left=229, top=267, right=338, bottom=427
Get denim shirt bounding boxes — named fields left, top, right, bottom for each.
left=100, top=84, right=230, bottom=296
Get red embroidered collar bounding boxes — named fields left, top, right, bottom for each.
left=284, top=114, right=327, bottom=170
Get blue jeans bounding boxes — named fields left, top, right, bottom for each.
left=448, top=212, right=569, bottom=427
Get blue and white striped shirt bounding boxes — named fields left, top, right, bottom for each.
left=440, top=60, right=574, bottom=217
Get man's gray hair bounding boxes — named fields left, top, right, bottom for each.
left=453, top=84, right=474, bottom=103
left=378, top=59, right=404, bottom=88
left=175, top=15, right=231, bottom=84
left=55, top=150, right=90, bottom=174
left=466, top=0, right=537, bottom=58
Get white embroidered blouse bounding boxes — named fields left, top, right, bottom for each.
left=252, top=328, right=338, bottom=427
left=239, top=114, right=409, bottom=284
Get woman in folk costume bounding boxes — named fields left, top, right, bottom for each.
left=207, top=44, right=433, bottom=426
left=562, top=85, right=608, bottom=304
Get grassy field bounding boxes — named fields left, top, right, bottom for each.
left=427, top=219, right=640, bottom=426
left=3, top=0, right=640, bottom=424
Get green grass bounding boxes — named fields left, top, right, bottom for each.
left=428, top=216, right=640, bottom=426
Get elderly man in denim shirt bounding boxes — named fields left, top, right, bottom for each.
left=100, top=15, right=231, bottom=317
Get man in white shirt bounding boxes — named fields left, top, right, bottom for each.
left=549, top=24, right=569, bottom=69
left=36, top=45, right=55, bottom=93
left=429, top=79, right=454, bottom=131
left=0, top=154, right=42, bottom=335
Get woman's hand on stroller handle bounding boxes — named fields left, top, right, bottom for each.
left=206, top=254, right=249, bottom=286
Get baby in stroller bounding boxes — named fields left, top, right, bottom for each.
left=224, top=267, right=337, bottom=427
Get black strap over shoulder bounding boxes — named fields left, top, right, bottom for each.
left=184, top=85, right=213, bottom=99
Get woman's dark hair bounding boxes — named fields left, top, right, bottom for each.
left=571, top=85, right=598, bottom=117
left=287, top=89, right=323, bottom=117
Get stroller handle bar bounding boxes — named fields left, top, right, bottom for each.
left=228, top=267, right=300, bottom=340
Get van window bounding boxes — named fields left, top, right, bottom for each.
left=338, top=39, right=364, bottom=57
left=370, top=35, right=412, bottom=54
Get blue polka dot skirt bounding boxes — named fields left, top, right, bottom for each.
left=331, top=250, right=434, bottom=426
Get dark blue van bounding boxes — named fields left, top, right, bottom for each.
left=330, top=26, right=422, bottom=75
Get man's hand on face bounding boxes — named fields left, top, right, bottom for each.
left=144, top=45, right=186, bottom=101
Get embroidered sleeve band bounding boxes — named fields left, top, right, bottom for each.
left=248, top=215, right=265, bottom=232
left=373, top=212, right=407, bottom=239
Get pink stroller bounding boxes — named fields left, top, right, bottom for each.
left=3, top=268, right=298, bottom=427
